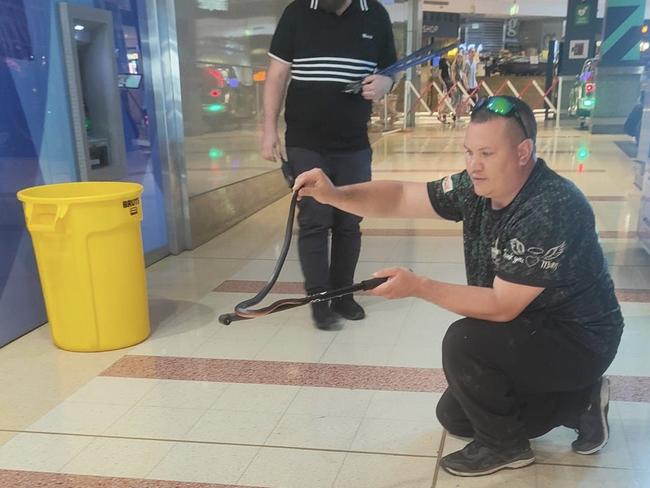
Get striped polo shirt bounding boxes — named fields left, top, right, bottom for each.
left=269, top=0, right=396, bottom=151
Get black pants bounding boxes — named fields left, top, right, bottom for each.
left=437, top=316, right=618, bottom=450
left=286, top=147, right=372, bottom=294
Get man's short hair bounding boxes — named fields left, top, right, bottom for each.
left=470, top=96, right=537, bottom=145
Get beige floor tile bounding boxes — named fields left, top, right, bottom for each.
left=0, top=431, right=15, bottom=448
left=210, top=383, right=299, bottom=413
left=65, top=377, right=159, bottom=406
left=104, top=405, right=206, bottom=439
left=28, top=401, right=132, bottom=435
left=287, top=387, right=374, bottom=418
left=267, top=413, right=363, bottom=450
left=137, top=379, right=229, bottom=409
left=351, top=417, right=442, bottom=455
left=61, top=437, right=173, bottom=478
left=146, top=442, right=260, bottom=484
left=239, top=447, right=346, bottom=488
left=334, top=452, right=435, bottom=488
left=186, top=409, right=282, bottom=444
left=0, top=433, right=92, bottom=472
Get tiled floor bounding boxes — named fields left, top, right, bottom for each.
left=1, top=122, right=650, bottom=487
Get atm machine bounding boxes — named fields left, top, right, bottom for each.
left=59, top=3, right=127, bottom=181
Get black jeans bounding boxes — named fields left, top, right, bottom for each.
left=437, top=316, right=618, bottom=450
left=286, top=147, right=372, bottom=294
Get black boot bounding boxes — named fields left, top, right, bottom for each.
left=330, top=296, right=365, bottom=320
left=311, top=301, right=342, bottom=331
left=572, top=376, right=610, bottom=455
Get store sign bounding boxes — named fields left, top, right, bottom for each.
left=198, top=0, right=228, bottom=11
left=505, top=18, right=519, bottom=39
left=509, top=2, right=520, bottom=16
left=422, top=12, right=460, bottom=38
left=575, top=3, right=591, bottom=26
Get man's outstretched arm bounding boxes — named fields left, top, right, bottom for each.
left=293, top=168, right=441, bottom=219
left=371, top=268, right=544, bottom=323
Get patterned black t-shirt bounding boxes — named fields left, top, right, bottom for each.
left=427, top=159, right=624, bottom=357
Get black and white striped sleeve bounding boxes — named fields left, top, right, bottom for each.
left=290, top=57, right=377, bottom=83
left=269, top=4, right=297, bottom=65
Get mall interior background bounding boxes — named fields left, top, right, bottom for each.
left=2, top=0, right=650, bottom=346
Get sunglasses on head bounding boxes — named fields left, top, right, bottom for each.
left=471, top=96, right=531, bottom=141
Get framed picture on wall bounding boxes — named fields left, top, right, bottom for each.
left=569, top=40, right=589, bottom=59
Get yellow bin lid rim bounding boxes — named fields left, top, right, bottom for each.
left=17, top=182, right=143, bottom=205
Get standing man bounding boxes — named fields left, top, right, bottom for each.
left=465, top=46, right=479, bottom=103
left=451, top=49, right=466, bottom=119
left=262, top=0, right=397, bottom=330
left=437, top=55, right=454, bottom=124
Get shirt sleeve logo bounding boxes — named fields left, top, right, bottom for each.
left=539, top=242, right=566, bottom=271
left=509, top=238, right=526, bottom=256
left=499, top=238, right=567, bottom=272
left=362, top=33, right=374, bottom=39
left=544, top=242, right=566, bottom=261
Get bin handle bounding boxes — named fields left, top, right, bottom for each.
left=25, top=203, right=69, bottom=233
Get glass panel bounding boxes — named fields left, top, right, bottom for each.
left=0, top=0, right=50, bottom=345
left=175, top=0, right=411, bottom=196
left=100, top=0, right=169, bottom=253
left=175, top=0, right=283, bottom=197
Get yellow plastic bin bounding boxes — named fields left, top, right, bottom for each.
left=17, top=182, right=150, bottom=352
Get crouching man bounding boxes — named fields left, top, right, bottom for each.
left=292, top=96, right=624, bottom=477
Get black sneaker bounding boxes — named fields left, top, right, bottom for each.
left=440, top=440, right=535, bottom=477
left=311, top=302, right=342, bottom=331
left=330, top=296, right=365, bottom=320
left=572, top=376, right=610, bottom=455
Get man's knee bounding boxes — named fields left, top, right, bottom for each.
left=332, top=215, right=362, bottom=237
left=298, top=199, right=333, bottom=232
left=436, top=390, right=474, bottom=438
left=435, top=391, right=457, bottom=428
left=442, top=318, right=480, bottom=357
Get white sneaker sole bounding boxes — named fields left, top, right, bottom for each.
left=443, top=455, right=536, bottom=477
left=575, top=376, right=610, bottom=455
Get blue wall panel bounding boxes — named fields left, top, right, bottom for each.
left=1, top=0, right=55, bottom=346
